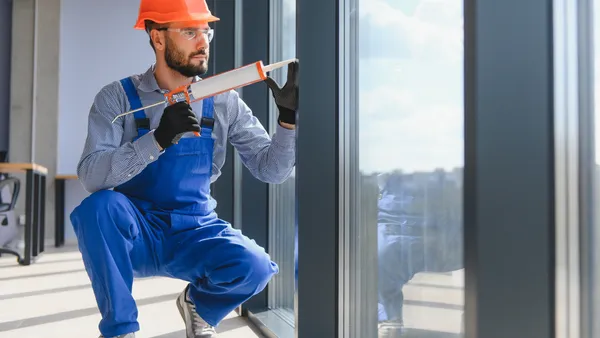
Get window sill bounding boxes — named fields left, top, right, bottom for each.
left=247, top=308, right=295, bottom=338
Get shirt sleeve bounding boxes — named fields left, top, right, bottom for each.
left=77, top=81, right=162, bottom=193
left=226, top=90, right=296, bottom=184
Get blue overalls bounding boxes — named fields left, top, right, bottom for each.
left=377, top=177, right=425, bottom=322
left=70, top=77, right=279, bottom=337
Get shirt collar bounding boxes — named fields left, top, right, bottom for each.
left=138, top=64, right=203, bottom=93
left=138, top=64, right=160, bottom=93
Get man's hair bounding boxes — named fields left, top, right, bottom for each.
left=145, top=20, right=165, bottom=51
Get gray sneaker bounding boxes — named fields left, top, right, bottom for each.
left=176, top=285, right=218, bottom=338
left=99, top=334, right=135, bottom=338
left=378, top=320, right=406, bottom=338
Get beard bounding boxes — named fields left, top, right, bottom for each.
left=164, top=37, right=209, bottom=78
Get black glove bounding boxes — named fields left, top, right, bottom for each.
left=153, top=101, right=200, bottom=149
left=265, top=61, right=299, bottom=125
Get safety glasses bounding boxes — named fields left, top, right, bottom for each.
left=158, top=27, right=214, bottom=42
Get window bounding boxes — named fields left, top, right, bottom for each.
left=267, top=0, right=296, bottom=328
left=343, top=0, right=465, bottom=336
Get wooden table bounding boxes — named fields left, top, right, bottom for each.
left=54, top=174, right=78, bottom=248
left=0, top=163, right=48, bottom=265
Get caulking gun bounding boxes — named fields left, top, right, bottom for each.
left=111, top=58, right=298, bottom=137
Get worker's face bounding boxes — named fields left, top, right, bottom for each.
left=162, top=22, right=211, bottom=78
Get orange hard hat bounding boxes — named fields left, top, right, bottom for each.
left=134, top=0, right=220, bottom=30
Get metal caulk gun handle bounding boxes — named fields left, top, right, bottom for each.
left=110, top=85, right=202, bottom=138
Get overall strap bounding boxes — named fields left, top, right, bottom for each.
left=200, top=97, right=215, bottom=139
left=119, top=77, right=150, bottom=139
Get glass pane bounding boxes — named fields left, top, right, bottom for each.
left=347, top=0, right=465, bottom=336
left=268, top=0, right=296, bottom=326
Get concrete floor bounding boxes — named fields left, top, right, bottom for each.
left=0, top=245, right=265, bottom=338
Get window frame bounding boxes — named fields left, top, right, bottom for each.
left=295, top=0, right=343, bottom=337
left=464, top=0, right=557, bottom=337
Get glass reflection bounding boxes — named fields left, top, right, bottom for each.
left=353, top=0, right=465, bottom=336
left=376, top=170, right=463, bottom=336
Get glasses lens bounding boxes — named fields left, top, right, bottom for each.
left=180, top=29, right=196, bottom=40
left=178, top=28, right=213, bottom=42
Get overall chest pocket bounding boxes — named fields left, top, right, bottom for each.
left=161, top=138, right=214, bottom=176
left=174, top=150, right=212, bottom=175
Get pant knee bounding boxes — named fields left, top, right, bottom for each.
left=70, top=190, right=136, bottom=239
left=240, top=246, right=278, bottom=289
left=73, top=189, right=126, bottom=214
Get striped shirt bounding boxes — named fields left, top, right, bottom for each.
left=77, top=65, right=296, bottom=193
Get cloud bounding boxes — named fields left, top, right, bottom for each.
left=360, top=0, right=463, bottom=63
left=358, top=65, right=464, bottom=174
left=357, top=0, right=464, bottom=174
left=358, top=26, right=411, bottom=59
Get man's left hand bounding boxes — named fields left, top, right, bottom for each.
left=265, top=61, right=298, bottom=129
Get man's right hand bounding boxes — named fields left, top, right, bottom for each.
left=153, top=102, right=200, bottom=150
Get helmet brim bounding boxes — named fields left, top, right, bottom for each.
left=134, top=13, right=220, bottom=30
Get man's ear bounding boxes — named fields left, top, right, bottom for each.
left=151, top=30, right=166, bottom=51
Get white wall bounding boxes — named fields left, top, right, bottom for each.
left=58, top=0, right=155, bottom=174
left=10, top=0, right=61, bottom=240
left=58, top=0, right=155, bottom=240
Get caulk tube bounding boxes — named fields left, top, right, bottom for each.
left=189, top=61, right=267, bottom=101
left=110, top=58, right=298, bottom=123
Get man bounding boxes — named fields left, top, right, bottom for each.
left=70, top=1, right=298, bottom=337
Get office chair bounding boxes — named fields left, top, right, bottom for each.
left=0, top=150, right=14, bottom=225
left=0, top=150, right=12, bottom=225
left=0, top=177, right=19, bottom=226
left=0, top=150, right=24, bottom=263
